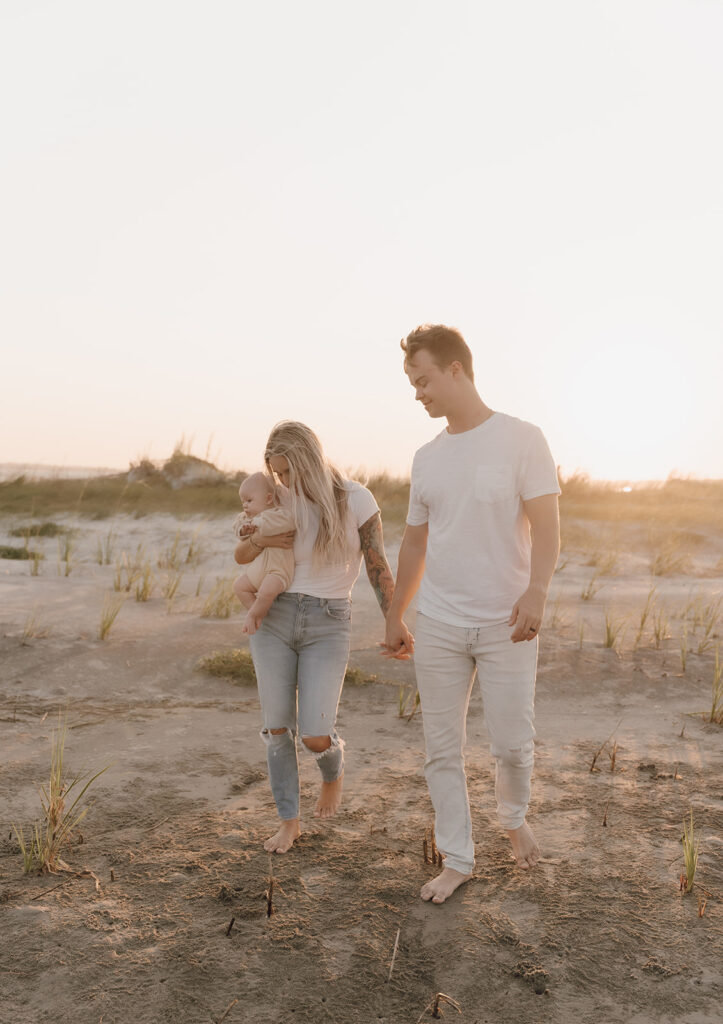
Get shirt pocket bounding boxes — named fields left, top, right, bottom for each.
left=475, top=465, right=517, bottom=504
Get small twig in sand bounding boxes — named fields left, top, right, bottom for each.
left=418, top=992, right=462, bottom=1022
left=608, top=742, right=618, bottom=773
left=29, top=879, right=67, bottom=901
left=226, top=916, right=235, bottom=936
left=215, top=997, right=238, bottom=1023
left=142, top=816, right=170, bottom=834
left=430, top=829, right=438, bottom=864
left=698, top=895, right=707, bottom=917
left=423, top=834, right=430, bottom=864
left=266, top=876, right=274, bottom=918
left=602, top=799, right=610, bottom=827
left=387, top=928, right=401, bottom=982
left=110, top=869, right=115, bottom=882
left=589, top=720, right=623, bottom=773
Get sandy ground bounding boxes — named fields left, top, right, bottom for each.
left=1, top=512, right=722, bottom=1024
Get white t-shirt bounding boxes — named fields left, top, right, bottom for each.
left=288, top=480, right=379, bottom=599
left=407, top=412, right=560, bottom=627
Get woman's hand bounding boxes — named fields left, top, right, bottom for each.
left=234, top=529, right=295, bottom=565
left=254, top=530, right=295, bottom=550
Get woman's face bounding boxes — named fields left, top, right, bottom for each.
left=268, top=455, right=291, bottom=488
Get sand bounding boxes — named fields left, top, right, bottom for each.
left=1, top=511, right=721, bottom=1024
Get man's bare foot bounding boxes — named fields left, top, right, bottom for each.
left=420, top=867, right=473, bottom=904
left=263, top=819, right=301, bottom=853
left=507, top=821, right=540, bottom=868
left=313, top=774, right=343, bottom=819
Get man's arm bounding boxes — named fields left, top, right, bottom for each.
left=358, top=513, right=395, bottom=616
left=382, top=522, right=428, bottom=658
left=509, top=493, right=560, bottom=642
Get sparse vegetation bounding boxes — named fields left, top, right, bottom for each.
left=709, top=648, right=722, bottom=725
left=98, top=594, right=124, bottom=640
left=633, top=587, right=657, bottom=649
left=603, top=609, right=626, bottom=650
left=134, top=561, right=154, bottom=602
left=581, top=574, right=603, bottom=602
left=12, top=714, right=108, bottom=874
left=1, top=544, right=36, bottom=560
left=197, top=648, right=256, bottom=684
left=201, top=577, right=236, bottom=618
left=95, top=527, right=115, bottom=565
left=680, top=810, right=700, bottom=894
left=10, top=521, right=69, bottom=539
left=22, top=605, right=49, bottom=642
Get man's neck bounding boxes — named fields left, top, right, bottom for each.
left=446, top=393, right=494, bottom=435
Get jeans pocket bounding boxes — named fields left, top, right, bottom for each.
left=325, top=599, right=351, bottom=621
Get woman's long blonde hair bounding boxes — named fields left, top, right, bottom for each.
left=264, top=421, right=349, bottom=566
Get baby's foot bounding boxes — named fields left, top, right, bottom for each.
left=243, top=609, right=265, bottom=635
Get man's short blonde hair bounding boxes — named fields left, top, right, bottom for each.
left=400, top=324, right=474, bottom=382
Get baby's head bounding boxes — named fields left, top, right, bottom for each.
left=239, top=472, right=277, bottom=517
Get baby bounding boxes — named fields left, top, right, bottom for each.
left=233, top=472, right=295, bottom=635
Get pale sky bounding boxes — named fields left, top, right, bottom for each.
left=1, top=0, right=721, bottom=481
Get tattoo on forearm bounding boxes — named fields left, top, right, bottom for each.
left=359, top=514, right=394, bottom=616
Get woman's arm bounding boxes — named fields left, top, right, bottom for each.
left=358, top=512, right=395, bottom=616
left=234, top=529, right=295, bottom=566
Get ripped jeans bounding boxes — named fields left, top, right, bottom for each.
left=248, top=592, right=351, bottom=820
left=414, top=613, right=538, bottom=875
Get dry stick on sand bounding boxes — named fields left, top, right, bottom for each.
left=602, top=798, right=610, bottom=827
left=225, top=916, right=235, bottom=936
left=418, top=992, right=462, bottom=1022
left=387, top=928, right=401, bottom=983
left=215, top=998, right=238, bottom=1024
left=423, top=834, right=430, bottom=864
left=266, top=855, right=275, bottom=918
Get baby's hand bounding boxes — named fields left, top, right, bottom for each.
left=239, top=523, right=256, bottom=538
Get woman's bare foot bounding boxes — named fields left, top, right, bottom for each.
left=313, top=774, right=343, bottom=819
left=507, top=821, right=540, bottom=868
left=263, top=819, right=301, bottom=853
left=420, top=867, right=473, bottom=904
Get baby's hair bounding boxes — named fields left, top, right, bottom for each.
left=240, top=472, right=278, bottom=502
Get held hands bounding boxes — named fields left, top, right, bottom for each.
left=508, top=584, right=547, bottom=643
left=380, top=617, right=415, bottom=660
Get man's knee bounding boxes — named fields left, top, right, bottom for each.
left=492, top=738, right=535, bottom=768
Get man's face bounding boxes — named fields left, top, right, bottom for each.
left=405, top=349, right=459, bottom=419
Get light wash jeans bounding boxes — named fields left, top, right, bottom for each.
left=248, top=592, right=351, bottom=820
left=414, top=613, right=538, bottom=874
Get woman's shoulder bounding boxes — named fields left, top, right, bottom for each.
left=342, top=479, right=379, bottom=520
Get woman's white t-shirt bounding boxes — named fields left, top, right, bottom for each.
left=288, top=480, right=379, bottom=599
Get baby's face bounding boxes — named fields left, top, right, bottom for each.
left=239, top=480, right=272, bottom=516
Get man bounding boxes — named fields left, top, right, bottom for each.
left=384, top=324, right=560, bottom=905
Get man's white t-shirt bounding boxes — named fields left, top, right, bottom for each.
left=289, top=480, right=379, bottom=599
left=407, top=412, right=560, bottom=627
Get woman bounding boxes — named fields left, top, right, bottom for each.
left=234, top=421, right=412, bottom=854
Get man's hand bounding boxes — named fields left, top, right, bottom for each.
left=508, top=584, right=546, bottom=643
left=380, top=617, right=415, bottom=660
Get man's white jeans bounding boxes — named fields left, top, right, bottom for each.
left=414, top=613, right=538, bottom=875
